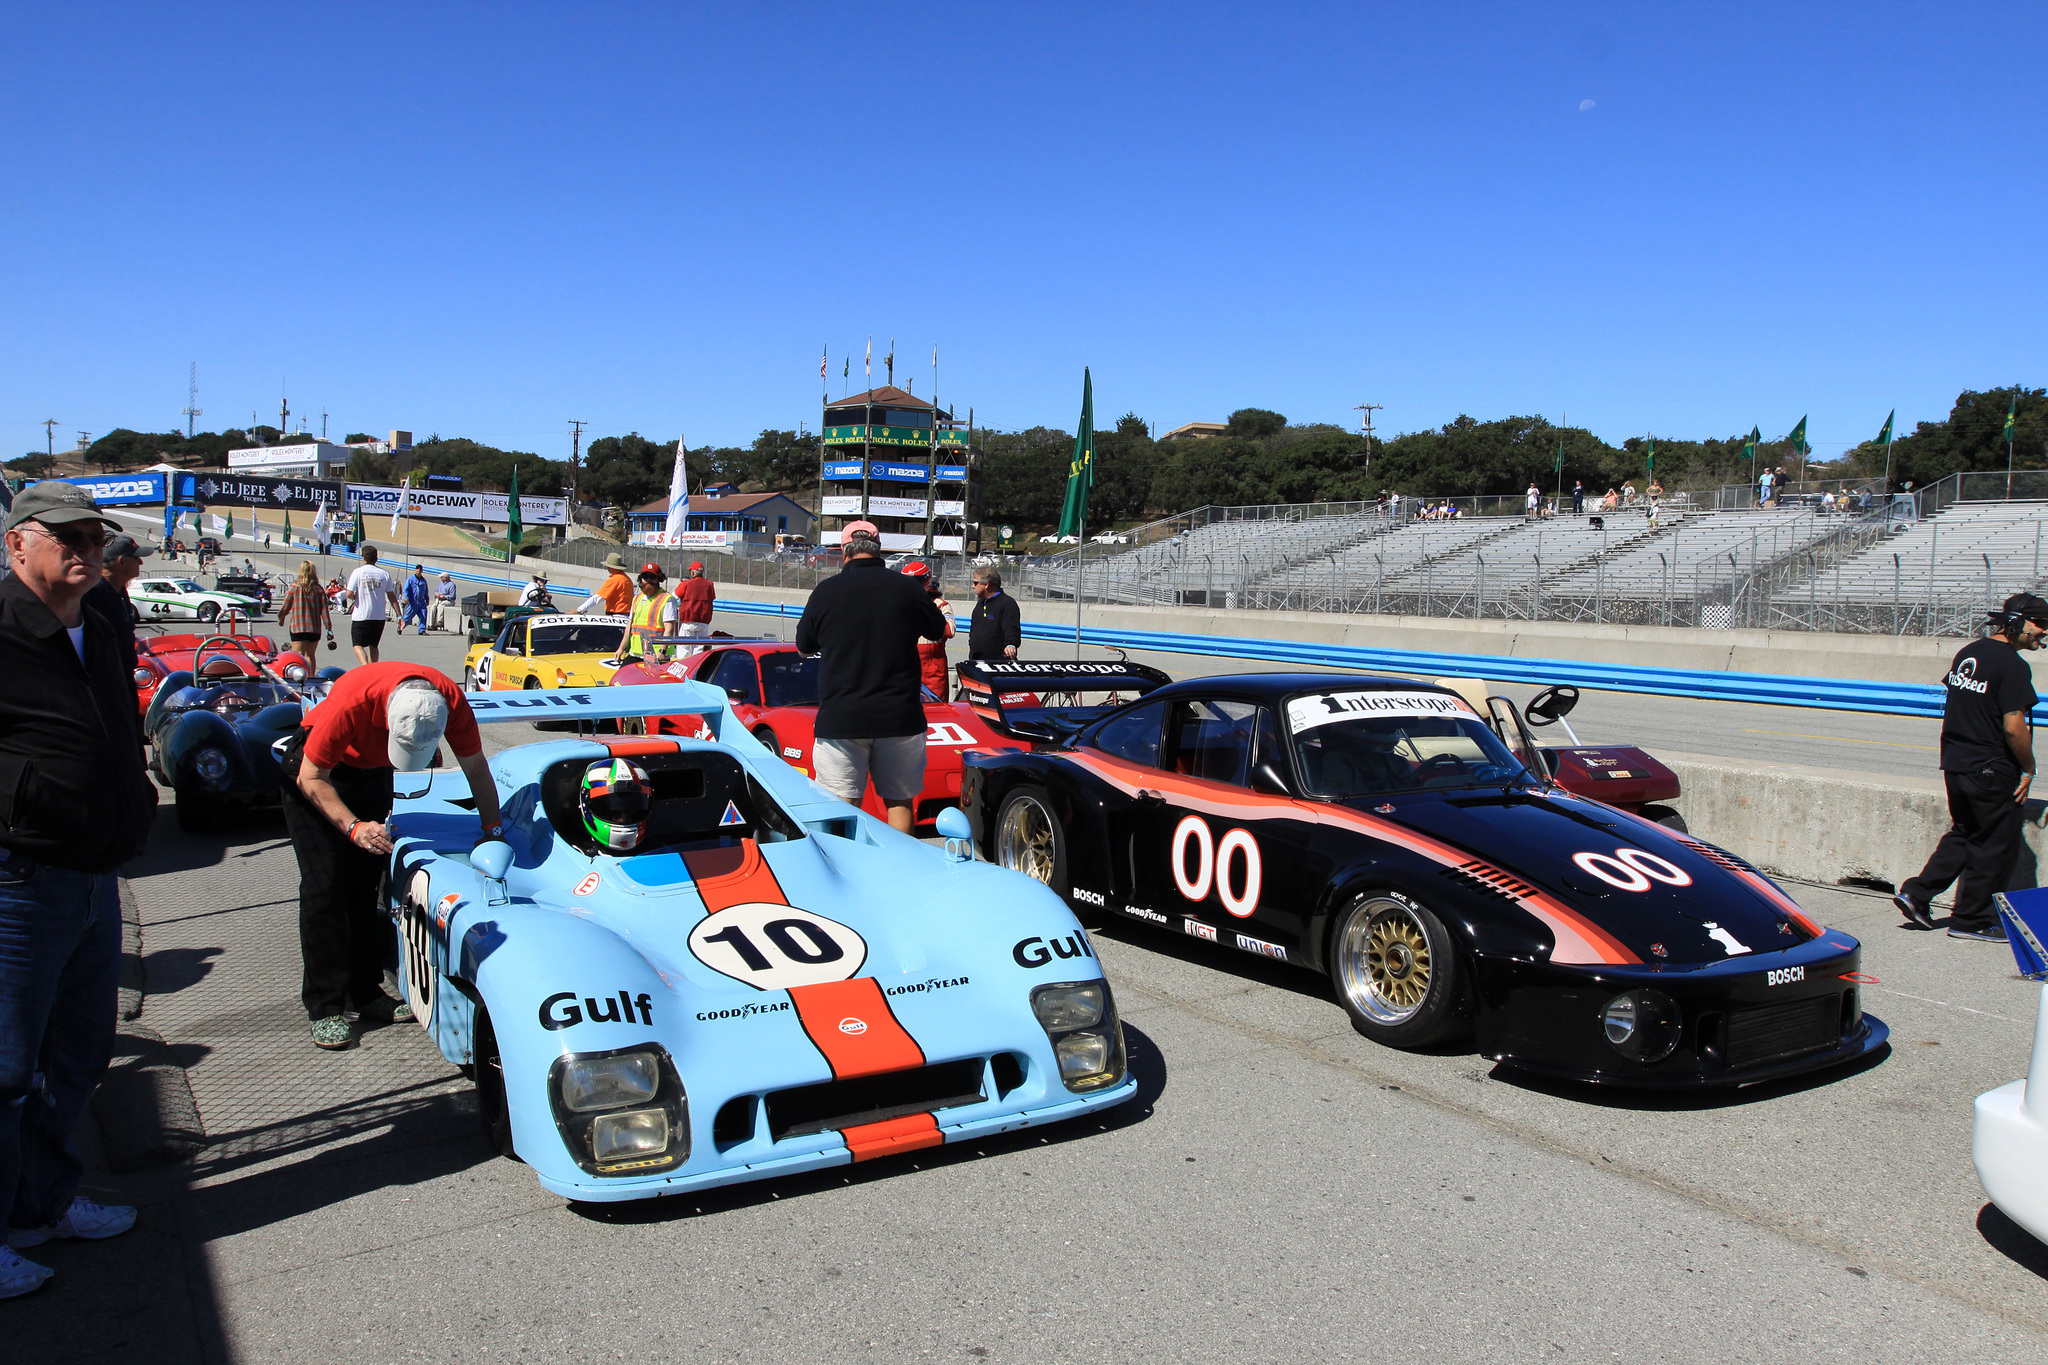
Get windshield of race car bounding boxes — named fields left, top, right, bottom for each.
left=172, top=580, right=206, bottom=593
left=759, top=652, right=821, bottom=707
left=1285, top=689, right=1532, bottom=797
left=527, top=622, right=629, bottom=655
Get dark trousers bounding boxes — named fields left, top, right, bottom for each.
left=0, top=861, right=120, bottom=1230
left=1903, top=767, right=2028, bottom=930
left=280, top=762, right=395, bottom=1019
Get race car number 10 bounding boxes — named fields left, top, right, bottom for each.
left=687, top=902, right=870, bottom=990
left=1172, top=815, right=1262, bottom=918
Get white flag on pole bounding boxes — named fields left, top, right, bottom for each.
left=312, top=503, right=331, bottom=544
left=662, top=437, right=690, bottom=545
left=390, top=486, right=405, bottom=537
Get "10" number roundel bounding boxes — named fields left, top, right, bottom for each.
left=1171, top=815, right=1262, bottom=918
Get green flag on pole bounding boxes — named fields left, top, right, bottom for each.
left=1876, top=410, right=1894, bottom=447
left=2005, top=393, right=2018, bottom=445
left=1643, top=437, right=1655, bottom=473
left=1554, top=434, right=1564, bottom=475
left=1056, top=368, right=1095, bottom=540
left=1788, top=415, right=1810, bottom=456
left=506, top=462, right=523, bottom=560
left=351, top=504, right=364, bottom=547
left=223, top=510, right=234, bottom=541
left=1742, top=425, right=1760, bottom=459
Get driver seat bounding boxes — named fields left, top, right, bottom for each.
left=197, top=654, right=244, bottom=679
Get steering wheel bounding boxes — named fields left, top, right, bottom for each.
left=1419, top=752, right=1468, bottom=775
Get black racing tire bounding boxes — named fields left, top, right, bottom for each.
left=197, top=601, right=220, bottom=622
left=472, top=1008, right=521, bottom=1162
left=1641, top=804, right=1688, bottom=833
left=175, top=791, right=214, bottom=833
left=523, top=675, right=543, bottom=691
left=462, top=664, right=475, bottom=691
left=1328, top=892, right=1471, bottom=1048
left=752, top=725, right=782, bottom=757
left=993, top=786, right=1067, bottom=894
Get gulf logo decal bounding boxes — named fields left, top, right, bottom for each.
left=681, top=839, right=940, bottom=1161
left=1066, top=750, right=1637, bottom=966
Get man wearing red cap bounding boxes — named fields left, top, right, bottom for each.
left=676, top=560, right=716, bottom=656
left=900, top=561, right=954, bottom=696
left=628, top=563, right=679, bottom=660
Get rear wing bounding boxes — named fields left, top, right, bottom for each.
left=465, top=680, right=732, bottom=737
left=956, top=658, right=1171, bottom=741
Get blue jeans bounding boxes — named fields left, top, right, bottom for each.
left=0, top=857, right=121, bottom=1231
left=403, top=603, right=428, bottom=633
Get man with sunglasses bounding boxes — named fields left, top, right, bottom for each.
left=1896, top=593, right=2048, bottom=942
left=0, top=482, right=157, bottom=1297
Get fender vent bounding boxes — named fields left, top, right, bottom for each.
left=1677, top=835, right=1761, bottom=878
left=1440, top=860, right=1535, bottom=903
left=765, top=1058, right=987, bottom=1142
left=1727, top=997, right=1840, bottom=1070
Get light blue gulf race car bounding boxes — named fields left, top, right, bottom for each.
left=386, top=682, right=1136, bottom=1203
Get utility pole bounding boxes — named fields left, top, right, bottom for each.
left=182, top=362, right=202, bottom=438
left=567, top=419, right=587, bottom=516
left=279, top=382, right=290, bottom=442
left=1354, top=403, right=1383, bottom=475
left=77, top=432, right=92, bottom=470
left=321, top=410, right=329, bottom=440
left=42, top=419, right=58, bottom=457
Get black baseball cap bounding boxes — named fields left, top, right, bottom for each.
left=1994, top=593, right=2048, bottom=627
left=3, top=481, right=123, bottom=534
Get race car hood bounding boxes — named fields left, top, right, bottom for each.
left=1337, top=787, right=1818, bottom=967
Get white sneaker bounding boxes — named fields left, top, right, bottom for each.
left=5, top=1197, right=137, bottom=1248
left=0, top=1247, right=53, bottom=1298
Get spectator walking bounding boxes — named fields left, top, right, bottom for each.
left=401, top=565, right=430, bottom=636
left=83, top=532, right=148, bottom=675
left=573, top=553, right=634, bottom=616
left=1895, top=594, right=2048, bottom=941
left=627, top=563, right=679, bottom=660
left=278, top=560, right=333, bottom=656
left=278, top=662, right=505, bottom=1049
left=344, top=545, right=400, bottom=665
left=795, top=522, right=947, bottom=834
left=1571, top=480, right=1585, bottom=515
left=430, top=573, right=459, bottom=632
left=901, top=561, right=955, bottom=695
left=969, top=566, right=1022, bottom=662
left=0, top=483, right=156, bottom=1297
left=676, top=561, right=716, bottom=653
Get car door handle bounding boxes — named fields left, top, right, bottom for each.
left=1136, top=789, right=1164, bottom=804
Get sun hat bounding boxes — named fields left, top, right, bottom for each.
left=386, top=679, right=451, bottom=772
left=4, top=481, right=122, bottom=534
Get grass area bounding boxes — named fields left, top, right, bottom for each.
left=482, top=531, right=552, bottom=559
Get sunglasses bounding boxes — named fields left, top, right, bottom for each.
left=21, top=522, right=109, bottom=554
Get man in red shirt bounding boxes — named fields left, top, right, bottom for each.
left=280, top=662, right=506, bottom=1049
left=676, top=561, right=716, bottom=657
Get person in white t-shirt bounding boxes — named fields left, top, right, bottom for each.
left=344, top=545, right=402, bottom=665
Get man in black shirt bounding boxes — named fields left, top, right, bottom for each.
left=968, top=567, right=1021, bottom=662
left=1896, top=593, right=2047, bottom=941
left=795, top=522, right=948, bottom=834
left=0, top=482, right=156, bottom=1295
left=82, top=532, right=148, bottom=676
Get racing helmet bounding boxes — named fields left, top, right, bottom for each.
left=579, top=757, right=653, bottom=852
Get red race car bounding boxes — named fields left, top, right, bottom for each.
left=133, top=609, right=314, bottom=714
left=610, top=637, right=1034, bottom=826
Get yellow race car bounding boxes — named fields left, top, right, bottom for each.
left=463, top=611, right=632, bottom=692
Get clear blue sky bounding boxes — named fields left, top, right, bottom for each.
left=4, top=3, right=2042, bottom=466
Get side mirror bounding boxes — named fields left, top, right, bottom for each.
left=725, top=687, right=751, bottom=702
left=1250, top=760, right=1290, bottom=796
left=1524, top=685, right=1580, bottom=725
left=470, top=839, right=514, bottom=881
left=934, top=806, right=973, bottom=862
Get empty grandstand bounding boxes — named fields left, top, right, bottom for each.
left=1005, top=469, right=2048, bottom=636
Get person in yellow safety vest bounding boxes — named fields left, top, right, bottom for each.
left=629, top=563, right=679, bottom=659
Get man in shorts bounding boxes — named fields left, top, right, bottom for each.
left=344, top=544, right=401, bottom=665
left=795, top=521, right=948, bottom=834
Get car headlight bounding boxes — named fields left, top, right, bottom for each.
left=1601, top=988, right=1682, bottom=1063
left=1031, top=982, right=1104, bottom=1032
left=557, top=1051, right=659, bottom=1113
left=133, top=667, right=155, bottom=688
left=282, top=663, right=308, bottom=682
left=192, top=747, right=231, bottom=790
left=1030, top=980, right=1125, bottom=1093
left=547, top=1045, right=688, bottom=1176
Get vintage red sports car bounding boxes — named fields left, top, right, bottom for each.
left=133, top=610, right=314, bottom=714
left=609, top=638, right=1035, bottom=826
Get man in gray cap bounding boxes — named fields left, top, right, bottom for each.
left=84, top=532, right=150, bottom=674
left=0, top=481, right=156, bottom=1297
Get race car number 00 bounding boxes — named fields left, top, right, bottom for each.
left=1171, top=815, right=1262, bottom=918
left=687, top=902, right=870, bottom=990
left=1571, top=848, right=1692, bottom=892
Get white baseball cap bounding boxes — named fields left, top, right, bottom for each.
left=387, top=679, right=451, bottom=771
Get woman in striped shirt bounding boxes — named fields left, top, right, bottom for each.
left=278, top=560, right=333, bottom=654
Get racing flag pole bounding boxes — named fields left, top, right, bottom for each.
left=1056, top=368, right=1096, bottom=658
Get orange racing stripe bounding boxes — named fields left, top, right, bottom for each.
left=786, top=977, right=926, bottom=1079
left=840, top=1112, right=943, bottom=1162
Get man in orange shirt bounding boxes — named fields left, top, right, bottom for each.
left=575, top=552, right=635, bottom=616
left=280, top=662, right=505, bottom=1049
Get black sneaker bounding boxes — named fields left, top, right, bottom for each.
left=1893, top=892, right=1934, bottom=929
left=1948, top=925, right=2008, bottom=943
left=354, top=995, right=414, bottom=1025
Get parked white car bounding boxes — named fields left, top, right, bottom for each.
left=129, top=577, right=263, bottom=623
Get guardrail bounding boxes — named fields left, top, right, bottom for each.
left=706, top=595, right=2007, bottom=725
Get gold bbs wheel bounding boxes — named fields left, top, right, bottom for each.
left=1332, top=894, right=1466, bottom=1046
left=994, top=788, right=1065, bottom=892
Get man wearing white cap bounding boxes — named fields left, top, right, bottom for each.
left=279, top=662, right=504, bottom=1050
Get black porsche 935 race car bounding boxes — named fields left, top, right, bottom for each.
left=957, top=663, right=1888, bottom=1088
